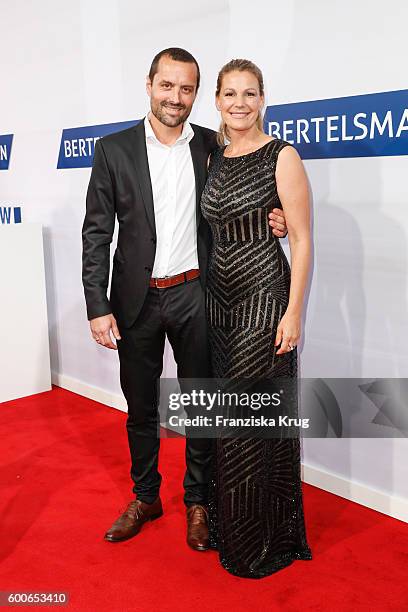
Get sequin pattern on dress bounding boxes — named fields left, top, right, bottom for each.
left=200, top=139, right=312, bottom=578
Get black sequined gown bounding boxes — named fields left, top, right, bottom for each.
left=200, top=139, right=312, bottom=578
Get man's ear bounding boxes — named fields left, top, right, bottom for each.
left=146, top=76, right=152, bottom=96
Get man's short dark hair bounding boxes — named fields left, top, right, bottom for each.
left=149, top=47, right=200, bottom=91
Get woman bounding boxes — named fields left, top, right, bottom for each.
left=201, top=59, right=312, bottom=578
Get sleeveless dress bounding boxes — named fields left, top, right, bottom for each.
left=200, top=139, right=312, bottom=578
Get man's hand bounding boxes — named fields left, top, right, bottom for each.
left=268, top=207, right=288, bottom=237
left=90, top=314, right=121, bottom=350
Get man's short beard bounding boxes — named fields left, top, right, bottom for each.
left=151, top=101, right=191, bottom=127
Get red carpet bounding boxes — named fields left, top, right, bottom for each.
left=1, top=387, right=407, bottom=611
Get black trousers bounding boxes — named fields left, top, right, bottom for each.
left=116, top=278, right=212, bottom=506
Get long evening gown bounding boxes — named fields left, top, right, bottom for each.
left=200, top=139, right=312, bottom=578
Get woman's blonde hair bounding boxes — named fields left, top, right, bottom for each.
left=215, top=59, right=265, bottom=146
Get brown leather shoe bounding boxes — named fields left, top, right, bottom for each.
left=186, top=504, right=209, bottom=551
left=104, top=497, right=163, bottom=542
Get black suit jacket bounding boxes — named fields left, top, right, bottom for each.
left=82, top=120, right=218, bottom=329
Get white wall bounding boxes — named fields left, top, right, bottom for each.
left=1, top=0, right=407, bottom=519
left=0, top=224, right=51, bottom=401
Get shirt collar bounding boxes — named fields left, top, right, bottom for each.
left=144, top=112, right=194, bottom=147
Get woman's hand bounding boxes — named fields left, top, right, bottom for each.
left=275, top=311, right=301, bottom=355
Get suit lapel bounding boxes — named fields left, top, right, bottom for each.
left=189, top=126, right=207, bottom=228
left=132, top=120, right=156, bottom=235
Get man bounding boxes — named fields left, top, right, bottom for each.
left=82, top=48, right=287, bottom=551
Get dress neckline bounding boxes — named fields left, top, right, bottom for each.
left=222, top=139, right=275, bottom=159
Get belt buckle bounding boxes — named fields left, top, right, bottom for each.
left=154, top=275, right=169, bottom=288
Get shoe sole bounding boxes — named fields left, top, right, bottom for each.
left=104, top=510, right=163, bottom=543
left=187, top=542, right=210, bottom=552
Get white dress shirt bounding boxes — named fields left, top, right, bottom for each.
left=144, top=114, right=198, bottom=278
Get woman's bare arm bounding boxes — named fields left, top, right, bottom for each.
left=274, top=145, right=311, bottom=354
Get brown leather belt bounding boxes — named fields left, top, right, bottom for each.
left=149, top=269, right=200, bottom=289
